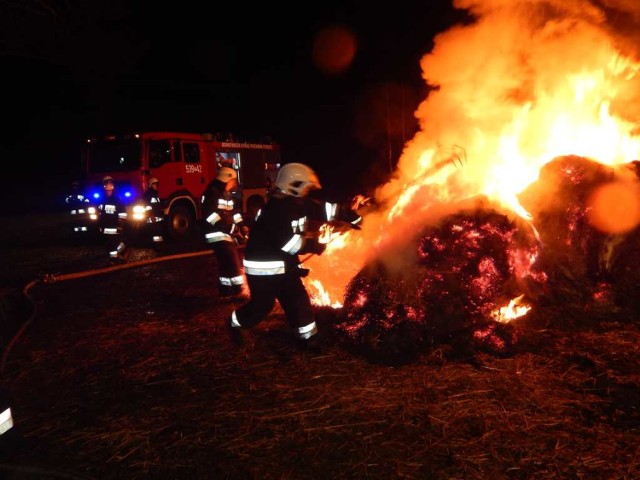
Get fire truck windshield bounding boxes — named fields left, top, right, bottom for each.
left=87, top=138, right=142, bottom=173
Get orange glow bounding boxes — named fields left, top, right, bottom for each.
left=587, top=180, right=640, bottom=233
left=306, top=2, right=640, bottom=307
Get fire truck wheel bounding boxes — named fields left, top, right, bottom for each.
left=167, top=204, right=195, bottom=242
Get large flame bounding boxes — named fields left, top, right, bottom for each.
left=306, top=0, right=640, bottom=305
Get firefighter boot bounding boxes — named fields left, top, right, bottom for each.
left=298, top=334, right=322, bottom=355
left=227, top=316, right=245, bottom=347
left=115, top=242, right=130, bottom=263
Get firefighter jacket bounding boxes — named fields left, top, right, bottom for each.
left=66, top=191, right=90, bottom=210
left=66, top=189, right=94, bottom=233
left=98, top=191, right=127, bottom=235
left=201, top=179, right=245, bottom=244
left=242, top=192, right=358, bottom=276
left=143, top=187, right=164, bottom=223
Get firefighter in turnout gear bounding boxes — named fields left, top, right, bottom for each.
left=228, top=162, right=363, bottom=352
left=66, top=180, right=96, bottom=235
left=201, top=167, right=249, bottom=302
left=143, top=177, right=165, bottom=246
left=98, top=176, right=129, bottom=263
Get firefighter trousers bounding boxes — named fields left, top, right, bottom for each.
left=211, top=240, right=244, bottom=296
left=232, top=271, right=317, bottom=340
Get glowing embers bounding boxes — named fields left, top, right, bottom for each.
left=416, top=205, right=540, bottom=324
left=333, top=201, right=542, bottom=365
left=519, top=156, right=640, bottom=310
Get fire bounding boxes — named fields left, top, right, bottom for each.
left=490, top=294, right=531, bottom=324
left=317, top=223, right=340, bottom=245
left=308, top=279, right=343, bottom=308
left=350, top=194, right=371, bottom=211
left=306, top=0, right=640, bottom=308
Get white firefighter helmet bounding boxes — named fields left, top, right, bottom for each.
left=148, top=177, right=159, bottom=188
left=216, top=167, right=238, bottom=183
left=274, top=163, right=321, bottom=197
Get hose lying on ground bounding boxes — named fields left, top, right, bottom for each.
left=0, top=249, right=212, bottom=375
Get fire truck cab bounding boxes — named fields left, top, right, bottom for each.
left=75, top=132, right=281, bottom=242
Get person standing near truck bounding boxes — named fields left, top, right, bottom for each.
left=66, top=180, right=93, bottom=235
left=201, top=167, right=249, bottom=302
left=143, top=177, right=165, bottom=248
left=98, top=176, right=129, bottom=263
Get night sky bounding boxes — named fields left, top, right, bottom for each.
left=1, top=1, right=468, bottom=209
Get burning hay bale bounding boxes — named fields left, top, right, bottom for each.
left=519, top=155, right=640, bottom=317
left=331, top=199, right=543, bottom=365
left=608, top=227, right=640, bottom=313
left=326, top=155, right=640, bottom=366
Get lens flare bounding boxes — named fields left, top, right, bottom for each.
left=587, top=181, right=640, bottom=233
left=312, top=25, right=357, bottom=76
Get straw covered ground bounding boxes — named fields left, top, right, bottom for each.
left=0, top=213, right=639, bottom=479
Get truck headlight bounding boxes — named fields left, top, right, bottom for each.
left=132, top=204, right=146, bottom=221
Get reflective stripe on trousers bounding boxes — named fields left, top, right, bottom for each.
left=298, top=321, right=318, bottom=340
left=231, top=310, right=316, bottom=340
left=109, top=242, right=126, bottom=258
left=220, top=275, right=245, bottom=286
left=232, top=268, right=317, bottom=340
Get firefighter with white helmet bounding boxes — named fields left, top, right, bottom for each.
left=273, top=162, right=322, bottom=196
left=201, top=166, right=249, bottom=301
left=97, top=175, right=129, bottom=263
left=142, top=177, right=165, bottom=246
left=228, top=162, right=363, bottom=353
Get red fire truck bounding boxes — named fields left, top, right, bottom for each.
left=73, top=131, right=281, bottom=241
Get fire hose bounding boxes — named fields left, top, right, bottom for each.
left=1, top=216, right=352, bottom=372
left=0, top=249, right=213, bottom=376
left=0, top=248, right=216, bottom=475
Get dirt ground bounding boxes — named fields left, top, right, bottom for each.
left=0, top=213, right=639, bottom=479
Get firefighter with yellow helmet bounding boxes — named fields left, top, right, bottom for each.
left=228, top=162, right=363, bottom=353
left=201, top=166, right=249, bottom=302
